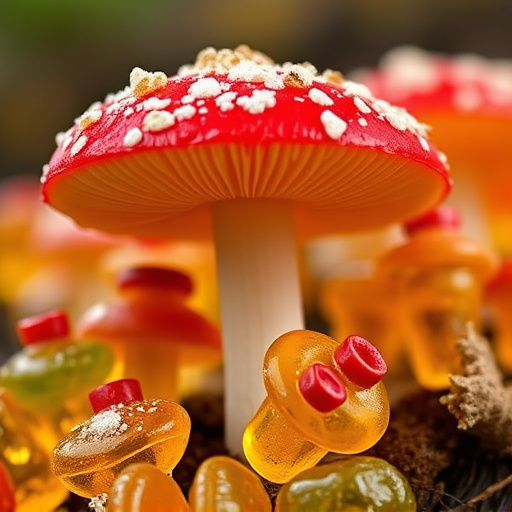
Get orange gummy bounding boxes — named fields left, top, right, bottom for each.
left=109, top=463, right=189, bottom=512
left=243, top=330, right=389, bottom=483
left=189, top=456, right=271, bottom=512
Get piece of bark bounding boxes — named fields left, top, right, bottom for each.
left=440, top=323, right=512, bottom=455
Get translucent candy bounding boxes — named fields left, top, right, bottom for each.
left=109, top=463, right=189, bottom=512
left=378, top=208, right=497, bottom=390
left=189, top=456, right=271, bottom=512
left=0, top=460, right=15, bottom=512
left=243, top=330, right=389, bottom=483
left=274, top=456, right=416, bottom=511
left=52, top=379, right=191, bottom=498
left=0, top=310, right=114, bottom=449
left=77, top=267, right=221, bottom=402
left=0, top=389, right=68, bottom=512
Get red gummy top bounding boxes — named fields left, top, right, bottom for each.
left=16, top=310, right=70, bottom=345
left=117, top=266, right=193, bottom=296
left=0, top=461, right=15, bottom=512
left=298, top=363, right=347, bottom=413
left=405, top=207, right=461, bottom=236
left=334, top=335, right=387, bottom=389
left=89, top=378, right=143, bottom=413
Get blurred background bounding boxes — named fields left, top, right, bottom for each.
left=0, top=0, right=511, bottom=361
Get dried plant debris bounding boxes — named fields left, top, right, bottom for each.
left=440, top=323, right=512, bottom=455
left=367, top=389, right=459, bottom=509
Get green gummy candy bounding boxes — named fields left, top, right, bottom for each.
left=0, top=340, right=114, bottom=408
left=275, top=456, right=416, bottom=512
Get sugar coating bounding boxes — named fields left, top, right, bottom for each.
left=49, top=45, right=439, bottom=168
left=321, top=110, right=348, bottom=140
left=308, top=88, right=334, bottom=106
left=143, top=111, right=175, bottom=132
left=123, top=127, right=143, bottom=147
left=130, top=67, right=167, bottom=98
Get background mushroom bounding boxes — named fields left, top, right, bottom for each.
left=353, top=46, right=512, bottom=252
left=41, top=46, right=450, bottom=454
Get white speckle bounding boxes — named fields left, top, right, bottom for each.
left=215, top=91, right=237, bottom=112
left=88, top=493, right=108, bottom=512
left=78, top=408, right=123, bottom=443
left=77, top=109, right=102, bottom=130
left=353, top=97, right=372, bottom=114
left=294, top=97, right=305, bottom=102
left=198, top=107, right=208, bottom=114
left=418, top=135, right=430, bottom=151
left=40, top=164, right=49, bottom=184
left=342, top=81, right=374, bottom=100
left=197, top=99, right=206, bottom=106
left=174, top=104, right=196, bottom=121
left=188, top=77, right=223, bottom=98
left=227, top=60, right=284, bottom=90
left=70, top=135, right=87, bottom=156
left=439, top=152, right=449, bottom=166
left=137, top=426, right=142, bottom=431
left=123, top=127, right=143, bottom=147
left=282, top=63, right=316, bottom=87
left=136, top=406, right=145, bottom=412
left=130, top=67, right=167, bottom=98
left=236, top=89, right=276, bottom=114
left=383, top=111, right=408, bottom=131
left=358, top=118, right=368, bottom=127
left=142, top=97, right=171, bottom=111
left=124, top=107, right=134, bottom=117
left=320, top=110, right=347, bottom=140
left=147, top=407, right=158, bottom=413
left=181, top=94, right=195, bottom=104
left=308, top=88, right=334, bottom=106
left=143, top=111, right=175, bottom=132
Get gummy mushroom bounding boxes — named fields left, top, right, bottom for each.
left=41, top=45, right=450, bottom=454
left=354, top=46, right=512, bottom=251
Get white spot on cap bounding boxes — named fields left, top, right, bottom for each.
left=321, top=110, right=347, bottom=140
left=353, top=97, right=372, bottom=114
left=143, top=111, right=176, bottom=132
left=142, top=97, right=171, bottom=111
left=236, top=89, right=276, bottom=114
left=174, top=105, right=196, bottom=121
left=418, top=135, right=430, bottom=151
left=358, top=118, right=368, bottom=127
left=308, top=88, right=334, bottom=106
left=342, top=81, right=374, bottom=100
left=77, top=109, right=102, bottom=130
left=188, top=77, right=223, bottom=98
left=70, top=135, right=87, bottom=156
left=124, top=127, right=143, bottom=147
left=215, top=91, right=237, bottom=112
left=130, top=67, right=167, bottom=98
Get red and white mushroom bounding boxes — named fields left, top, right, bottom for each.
left=41, top=45, right=451, bottom=454
left=354, top=45, right=512, bottom=252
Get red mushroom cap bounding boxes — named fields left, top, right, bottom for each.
left=42, top=46, right=450, bottom=241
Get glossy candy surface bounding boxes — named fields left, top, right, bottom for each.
left=77, top=267, right=221, bottom=402
left=274, top=456, right=416, bottom=511
left=0, top=389, right=68, bottom=512
left=378, top=208, right=497, bottom=390
left=52, top=379, right=191, bottom=497
left=0, top=461, right=15, bottom=512
left=0, top=311, right=113, bottom=448
left=109, top=463, right=189, bottom=512
left=243, top=330, right=389, bottom=483
left=189, top=456, right=271, bottom=512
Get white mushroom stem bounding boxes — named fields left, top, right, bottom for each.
left=212, top=199, right=305, bottom=456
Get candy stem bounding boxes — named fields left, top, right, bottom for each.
left=298, top=363, right=347, bottom=413
left=334, top=335, right=387, bottom=388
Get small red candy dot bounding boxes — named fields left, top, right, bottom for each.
left=298, top=363, right=347, bottom=413
left=16, top=310, right=70, bottom=345
left=89, top=378, right=144, bottom=413
left=334, top=335, right=387, bottom=389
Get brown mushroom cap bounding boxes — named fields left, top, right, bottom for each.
left=42, top=46, right=450, bottom=240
